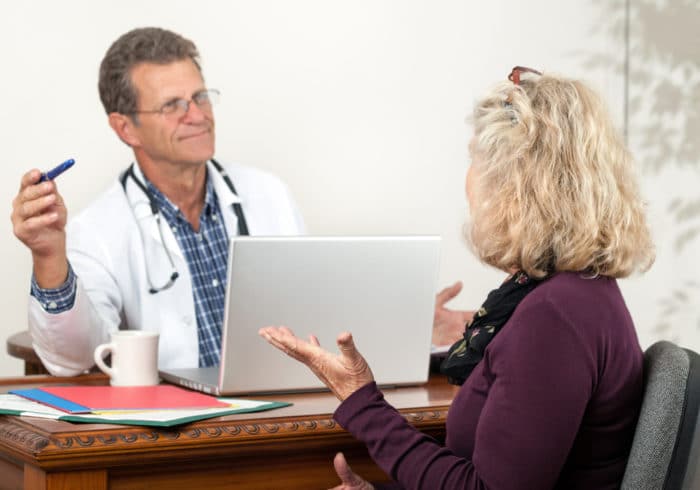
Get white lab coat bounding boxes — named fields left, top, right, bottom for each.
left=28, top=161, right=305, bottom=376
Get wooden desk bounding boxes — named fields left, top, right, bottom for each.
left=0, top=374, right=455, bottom=489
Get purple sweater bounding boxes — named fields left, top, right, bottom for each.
left=334, top=272, right=643, bottom=489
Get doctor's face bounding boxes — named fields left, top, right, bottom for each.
left=127, top=59, right=216, bottom=168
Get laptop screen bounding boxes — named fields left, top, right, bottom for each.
left=216, top=236, right=440, bottom=395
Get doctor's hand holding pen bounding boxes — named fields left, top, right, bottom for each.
left=11, top=159, right=74, bottom=289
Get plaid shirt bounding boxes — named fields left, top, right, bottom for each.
left=31, top=173, right=231, bottom=368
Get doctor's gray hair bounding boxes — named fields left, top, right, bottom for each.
left=98, top=27, right=201, bottom=116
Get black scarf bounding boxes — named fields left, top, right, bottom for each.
left=440, top=271, right=543, bottom=385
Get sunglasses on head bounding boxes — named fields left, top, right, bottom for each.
left=508, top=66, right=542, bottom=85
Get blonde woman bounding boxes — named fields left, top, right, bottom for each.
left=260, top=67, right=654, bottom=490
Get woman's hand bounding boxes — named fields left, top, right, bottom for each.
left=329, top=452, right=375, bottom=490
left=258, top=326, right=374, bottom=401
left=433, top=281, right=475, bottom=346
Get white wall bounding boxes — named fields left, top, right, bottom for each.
left=0, top=0, right=648, bottom=375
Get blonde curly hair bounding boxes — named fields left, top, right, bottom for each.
left=467, top=71, right=655, bottom=279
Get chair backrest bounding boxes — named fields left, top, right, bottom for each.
left=621, top=341, right=700, bottom=490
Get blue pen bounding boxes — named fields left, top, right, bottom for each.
left=39, top=158, right=75, bottom=182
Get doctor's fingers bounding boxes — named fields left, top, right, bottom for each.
left=18, top=169, right=42, bottom=191
left=435, top=281, right=463, bottom=307
left=19, top=176, right=60, bottom=203
left=13, top=192, right=65, bottom=222
left=12, top=212, right=64, bottom=247
left=12, top=192, right=66, bottom=240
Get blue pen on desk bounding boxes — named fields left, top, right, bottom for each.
left=39, top=158, right=75, bottom=182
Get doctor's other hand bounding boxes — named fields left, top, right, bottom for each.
left=258, top=326, right=374, bottom=401
left=329, top=452, right=375, bottom=490
left=11, top=169, right=69, bottom=288
left=433, top=281, right=475, bottom=347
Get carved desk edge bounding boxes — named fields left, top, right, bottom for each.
left=0, top=406, right=449, bottom=471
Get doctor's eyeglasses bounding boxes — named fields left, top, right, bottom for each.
left=129, top=89, right=220, bottom=119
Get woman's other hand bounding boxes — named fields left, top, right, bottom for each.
left=329, top=452, right=375, bottom=490
left=258, top=326, right=374, bottom=401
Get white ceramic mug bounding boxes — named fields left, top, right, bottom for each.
left=94, top=331, right=160, bottom=386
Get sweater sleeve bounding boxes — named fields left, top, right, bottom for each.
left=334, top=298, right=596, bottom=490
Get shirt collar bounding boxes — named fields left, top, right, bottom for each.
left=144, top=168, right=218, bottom=222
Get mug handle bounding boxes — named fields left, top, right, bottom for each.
left=94, top=343, right=115, bottom=378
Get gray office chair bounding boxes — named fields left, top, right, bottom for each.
left=621, top=340, right=700, bottom=490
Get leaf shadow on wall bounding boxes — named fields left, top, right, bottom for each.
left=577, top=0, right=700, bottom=341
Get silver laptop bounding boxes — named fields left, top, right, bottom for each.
left=159, top=236, right=440, bottom=396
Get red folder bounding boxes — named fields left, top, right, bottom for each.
left=31, top=385, right=228, bottom=413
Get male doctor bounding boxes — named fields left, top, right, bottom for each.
left=11, top=27, right=304, bottom=376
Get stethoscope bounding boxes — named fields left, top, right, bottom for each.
left=120, top=158, right=249, bottom=294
